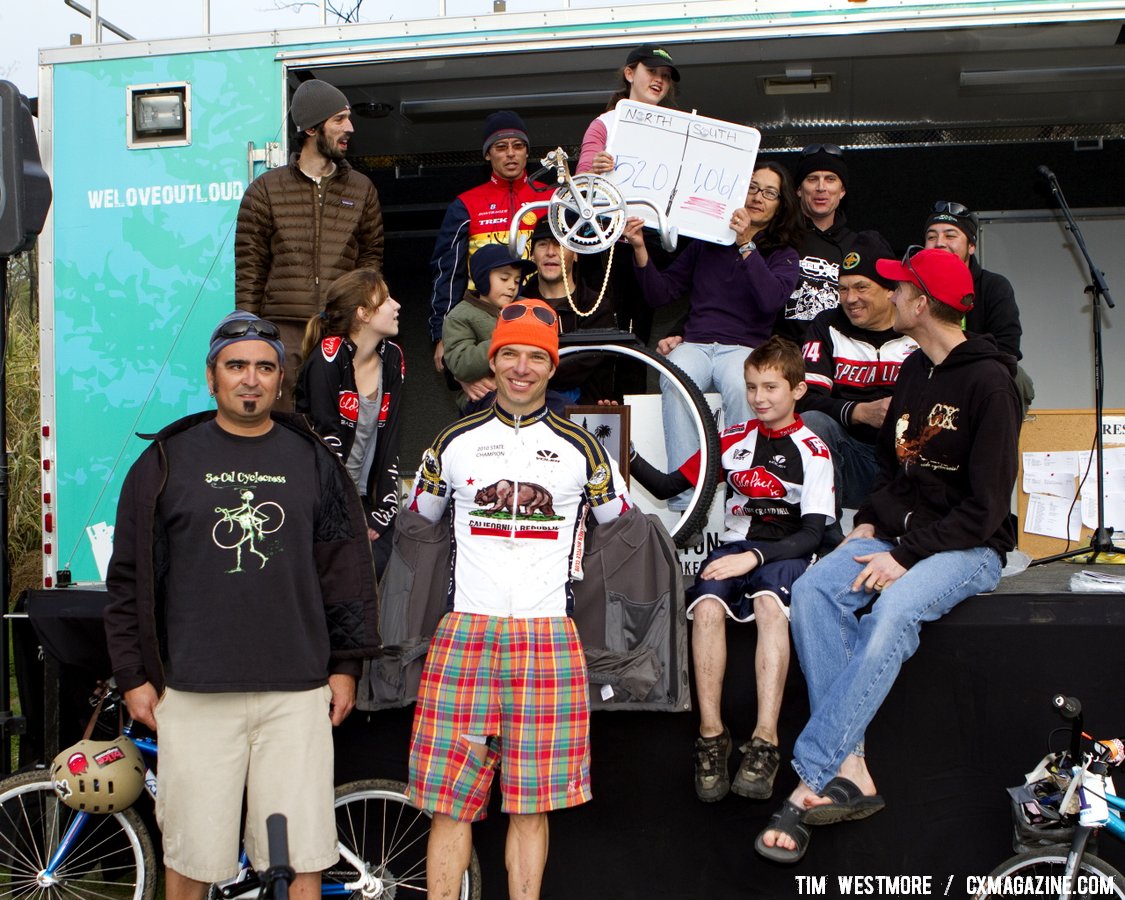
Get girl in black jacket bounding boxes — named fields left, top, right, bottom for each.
left=296, top=268, right=405, bottom=577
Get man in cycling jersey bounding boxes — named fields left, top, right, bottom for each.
left=104, top=310, right=379, bottom=900
left=406, top=298, right=631, bottom=899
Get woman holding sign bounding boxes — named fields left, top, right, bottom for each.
left=624, top=162, right=803, bottom=508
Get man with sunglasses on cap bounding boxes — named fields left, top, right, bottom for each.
left=104, top=310, right=380, bottom=900
left=756, top=249, right=1019, bottom=864
left=236, top=79, right=384, bottom=411
left=776, top=144, right=857, bottom=345
left=429, top=110, right=545, bottom=376
left=924, top=200, right=1035, bottom=414
left=406, top=298, right=631, bottom=899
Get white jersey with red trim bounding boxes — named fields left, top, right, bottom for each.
left=409, top=404, right=631, bottom=618
left=680, top=416, right=836, bottom=543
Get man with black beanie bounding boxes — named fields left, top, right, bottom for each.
left=428, top=110, right=544, bottom=377
left=776, top=144, right=857, bottom=345
left=798, top=231, right=918, bottom=517
left=923, top=200, right=1034, bottom=414
left=235, top=79, right=384, bottom=410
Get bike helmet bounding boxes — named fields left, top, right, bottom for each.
left=50, top=736, right=145, bottom=813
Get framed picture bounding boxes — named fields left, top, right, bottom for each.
left=565, top=405, right=630, bottom=485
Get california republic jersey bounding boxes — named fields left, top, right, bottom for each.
left=681, top=416, right=836, bottom=543
left=409, top=404, right=630, bottom=618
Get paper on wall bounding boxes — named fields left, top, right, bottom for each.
left=1024, top=492, right=1083, bottom=540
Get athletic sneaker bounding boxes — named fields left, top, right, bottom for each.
left=731, top=737, right=780, bottom=799
left=693, top=728, right=732, bottom=802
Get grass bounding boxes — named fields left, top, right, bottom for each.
left=5, top=250, right=42, bottom=772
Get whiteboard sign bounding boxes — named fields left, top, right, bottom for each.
left=606, top=101, right=761, bottom=245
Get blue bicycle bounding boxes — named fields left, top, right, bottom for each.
left=973, top=695, right=1125, bottom=899
left=0, top=684, right=481, bottom=899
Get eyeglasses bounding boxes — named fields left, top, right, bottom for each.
left=499, top=303, right=558, bottom=328
left=747, top=183, right=780, bottom=201
left=900, top=246, right=936, bottom=300
left=214, top=318, right=281, bottom=340
left=800, top=143, right=844, bottom=158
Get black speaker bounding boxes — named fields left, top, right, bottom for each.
left=0, top=81, right=52, bottom=257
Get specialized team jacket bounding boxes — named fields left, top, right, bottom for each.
left=408, top=403, right=631, bottom=617
left=427, top=172, right=544, bottom=341
left=799, top=306, right=919, bottom=445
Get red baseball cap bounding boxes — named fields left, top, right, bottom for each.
left=876, top=247, right=975, bottom=312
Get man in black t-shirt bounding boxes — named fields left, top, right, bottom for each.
left=104, top=311, right=379, bottom=900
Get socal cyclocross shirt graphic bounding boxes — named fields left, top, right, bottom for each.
left=157, top=421, right=330, bottom=692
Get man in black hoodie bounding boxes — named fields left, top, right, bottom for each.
left=756, top=248, right=1020, bottom=864
left=775, top=144, right=857, bottom=345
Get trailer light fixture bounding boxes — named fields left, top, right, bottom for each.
left=43, top=492, right=51, bottom=504
left=42, top=459, right=50, bottom=471
left=127, top=83, right=191, bottom=149
left=960, top=65, right=1125, bottom=88
left=400, top=90, right=610, bottom=118
left=44, top=513, right=53, bottom=534
left=43, top=542, right=52, bottom=555
left=41, top=424, right=50, bottom=437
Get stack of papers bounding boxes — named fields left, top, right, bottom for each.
left=1070, top=569, right=1125, bottom=593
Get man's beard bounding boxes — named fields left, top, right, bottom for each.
left=316, top=127, right=345, bottom=161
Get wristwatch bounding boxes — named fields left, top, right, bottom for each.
left=739, top=240, right=756, bottom=255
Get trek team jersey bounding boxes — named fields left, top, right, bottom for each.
left=157, top=421, right=330, bottom=692
left=679, top=416, right=836, bottom=543
left=409, top=404, right=631, bottom=618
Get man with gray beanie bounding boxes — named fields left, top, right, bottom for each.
left=104, top=309, right=379, bottom=900
left=428, top=109, right=544, bottom=376
left=236, top=78, right=384, bottom=410
left=776, top=144, right=857, bottom=345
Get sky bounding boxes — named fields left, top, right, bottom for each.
left=0, top=1, right=358, bottom=99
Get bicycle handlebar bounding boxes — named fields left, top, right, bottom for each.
left=264, top=813, right=294, bottom=900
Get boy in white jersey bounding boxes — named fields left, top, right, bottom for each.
left=630, top=336, right=835, bottom=804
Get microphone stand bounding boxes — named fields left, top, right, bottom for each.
left=1030, top=168, right=1124, bottom=566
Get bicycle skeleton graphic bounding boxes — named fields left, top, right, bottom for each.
left=212, top=490, right=285, bottom=572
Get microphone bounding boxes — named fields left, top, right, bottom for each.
left=1037, top=165, right=1058, bottom=184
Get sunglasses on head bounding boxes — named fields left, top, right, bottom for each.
left=900, top=245, right=937, bottom=300
left=800, top=143, right=844, bottom=158
left=215, top=319, right=281, bottom=340
left=500, top=303, right=558, bottom=328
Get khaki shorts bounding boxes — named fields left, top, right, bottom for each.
left=154, top=685, right=337, bottom=882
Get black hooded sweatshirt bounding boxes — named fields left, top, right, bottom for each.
left=855, top=333, right=1020, bottom=569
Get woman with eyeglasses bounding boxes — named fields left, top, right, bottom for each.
left=295, top=268, right=404, bottom=578
left=623, top=162, right=804, bottom=506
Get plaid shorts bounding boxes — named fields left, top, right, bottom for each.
left=407, top=612, right=592, bottom=822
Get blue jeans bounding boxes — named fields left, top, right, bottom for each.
left=799, top=411, right=878, bottom=511
left=661, top=342, right=752, bottom=508
left=789, top=538, right=1001, bottom=793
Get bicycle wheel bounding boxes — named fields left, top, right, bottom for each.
left=0, top=769, right=156, bottom=900
left=326, top=778, right=482, bottom=899
left=560, top=340, right=721, bottom=547
left=972, top=849, right=1125, bottom=899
